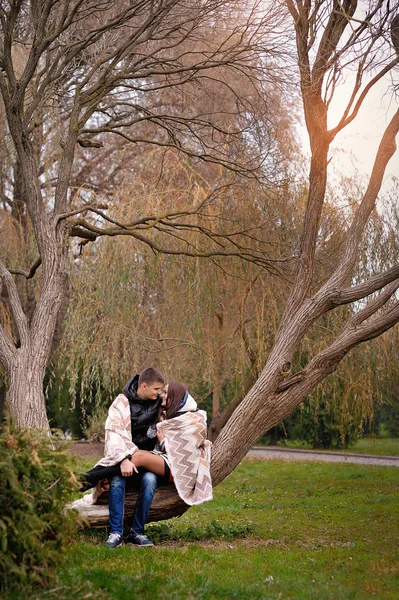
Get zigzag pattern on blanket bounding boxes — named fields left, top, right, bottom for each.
left=108, top=395, right=132, bottom=430
left=160, top=410, right=213, bottom=506
left=95, top=394, right=136, bottom=467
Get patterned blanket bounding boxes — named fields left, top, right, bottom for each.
left=95, top=394, right=137, bottom=467
left=158, top=410, right=213, bottom=506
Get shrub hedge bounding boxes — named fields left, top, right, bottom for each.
left=0, top=426, right=78, bottom=593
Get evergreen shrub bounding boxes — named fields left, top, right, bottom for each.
left=283, top=400, right=358, bottom=448
left=0, top=427, right=78, bottom=593
left=383, top=398, right=399, bottom=438
left=82, top=404, right=107, bottom=442
left=264, top=399, right=360, bottom=449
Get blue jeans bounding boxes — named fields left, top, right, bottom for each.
left=108, top=471, right=158, bottom=536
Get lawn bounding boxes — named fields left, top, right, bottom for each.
left=16, top=457, right=399, bottom=600
left=348, top=436, right=399, bottom=456
left=270, top=435, right=399, bottom=456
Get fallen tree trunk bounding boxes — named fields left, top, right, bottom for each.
left=72, top=484, right=189, bottom=528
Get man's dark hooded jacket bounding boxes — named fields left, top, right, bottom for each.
left=123, top=374, right=162, bottom=451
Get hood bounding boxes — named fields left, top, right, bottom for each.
left=177, top=392, right=197, bottom=413
left=123, top=375, right=140, bottom=402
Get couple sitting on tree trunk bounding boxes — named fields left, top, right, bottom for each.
left=78, top=367, right=213, bottom=548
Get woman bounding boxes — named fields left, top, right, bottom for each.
left=81, top=381, right=212, bottom=506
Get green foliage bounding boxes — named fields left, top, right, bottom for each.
left=45, top=367, right=116, bottom=439
left=377, top=395, right=399, bottom=439
left=349, top=435, right=399, bottom=456
left=46, top=370, right=85, bottom=437
left=0, top=427, right=78, bottom=593
left=384, top=399, right=399, bottom=437
left=82, top=404, right=108, bottom=442
left=147, top=519, right=256, bottom=543
left=279, top=398, right=359, bottom=449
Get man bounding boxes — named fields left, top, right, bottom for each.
left=95, top=367, right=166, bottom=548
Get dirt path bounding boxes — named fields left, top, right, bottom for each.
left=68, top=441, right=104, bottom=459
left=248, top=446, right=399, bottom=467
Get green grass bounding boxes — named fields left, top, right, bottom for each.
left=271, top=436, right=399, bottom=456
left=8, top=458, right=398, bottom=600
left=348, top=436, right=399, bottom=456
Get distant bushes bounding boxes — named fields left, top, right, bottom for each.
left=0, top=427, right=78, bottom=594
left=82, top=404, right=108, bottom=442
left=262, top=399, right=361, bottom=449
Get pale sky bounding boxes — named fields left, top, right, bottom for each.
left=300, top=75, right=399, bottom=196
left=330, top=76, right=399, bottom=189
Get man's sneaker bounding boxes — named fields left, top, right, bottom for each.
left=105, top=533, right=123, bottom=548
left=126, top=532, right=154, bottom=547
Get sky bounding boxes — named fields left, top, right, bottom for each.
left=300, top=74, right=399, bottom=196
left=333, top=76, right=398, bottom=184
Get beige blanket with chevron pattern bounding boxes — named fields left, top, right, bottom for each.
left=95, top=393, right=138, bottom=467
left=157, top=410, right=213, bottom=506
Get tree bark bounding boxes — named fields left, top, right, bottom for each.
left=1, top=235, right=69, bottom=430
left=7, top=350, right=49, bottom=430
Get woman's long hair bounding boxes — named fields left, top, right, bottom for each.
left=163, top=381, right=187, bottom=420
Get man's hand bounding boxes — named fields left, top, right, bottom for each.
left=120, top=458, right=138, bottom=477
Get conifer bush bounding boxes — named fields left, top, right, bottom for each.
left=0, top=427, right=78, bottom=593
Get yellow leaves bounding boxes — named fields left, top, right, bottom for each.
left=67, top=468, right=80, bottom=488
left=31, top=449, right=41, bottom=466
left=4, top=434, right=42, bottom=466
left=4, top=434, right=19, bottom=450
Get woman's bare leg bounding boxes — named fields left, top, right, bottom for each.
left=132, top=450, right=166, bottom=476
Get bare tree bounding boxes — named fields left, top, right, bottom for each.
left=0, top=0, right=283, bottom=428
left=211, top=0, right=399, bottom=484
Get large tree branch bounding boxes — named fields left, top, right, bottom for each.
left=277, top=282, right=399, bottom=396
left=271, top=263, right=399, bottom=396
left=322, top=301, right=399, bottom=378
left=323, top=108, right=399, bottom=290
left=282, top=107, right=399, bottom=336
left=0, top=259, right=29, bottom=349
left=329, top=59, right=399, bottom=138
left=8, top=257, right=42, bottom=280
left=283, top=2, right=399, bottom=316
left=331, top=264, right=399, bottom=308
left=311, top=0, right=358, bottom=93
left=349, top=279, right=399, bottom=328
left=68, top=220, right=285, bottom=272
